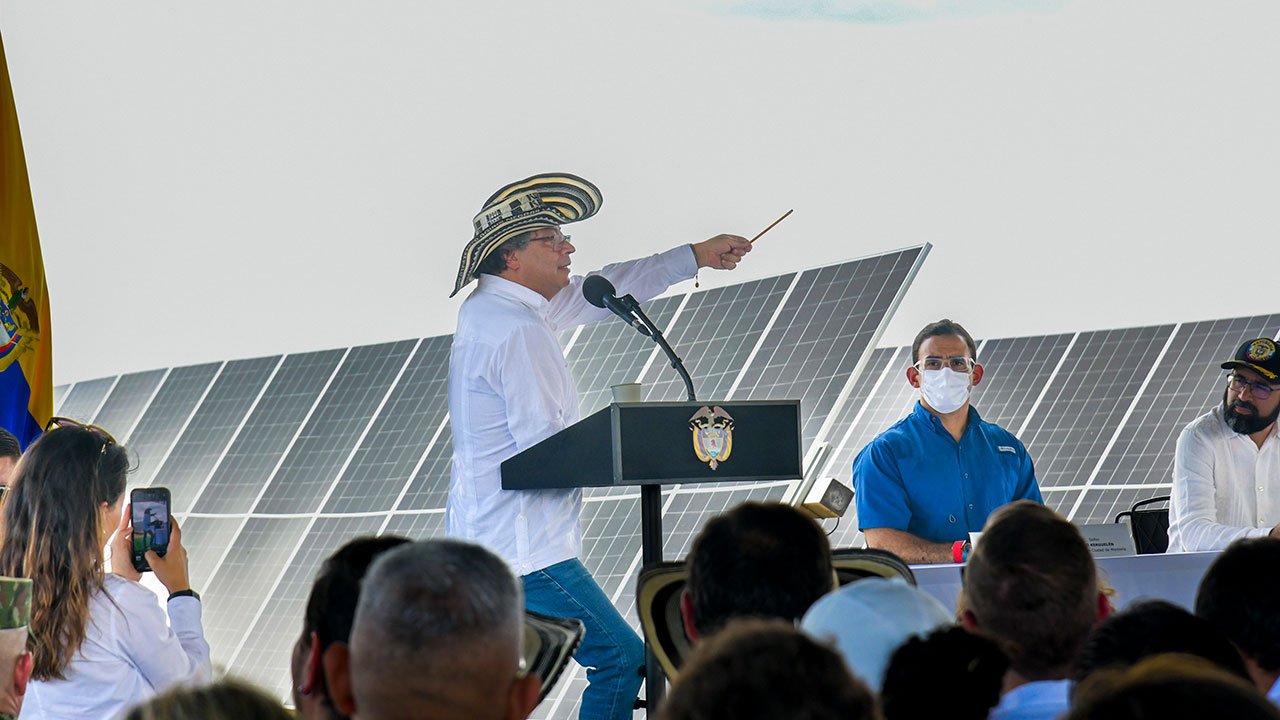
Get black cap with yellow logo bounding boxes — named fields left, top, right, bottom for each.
left=1221, top=338, right=1280, bottom=381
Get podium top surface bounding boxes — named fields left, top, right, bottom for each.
left=502, top=400, right=803, bottom=490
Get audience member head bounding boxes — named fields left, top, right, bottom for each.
left=1195, top=537, right=1280, bottom=693
left=1075, top=599, right=1249, bottom=684
left=681, top=501, right=833, bottom=641
left=0, top=428, right=20, bottom=486
left=122, top=678, right=292, bottom=720
left=1066, top=654, right=1280, bottom=720
left=291, top=535, right=411, bottom=719
left=960, top=500, right=1105, bottom=683
left=342, top=539, right=539, bottom=720
left=0, top=576, right=33, bottom=719
left=880, top=626, right=1007, bottom=720
left=658, top=618, right=879, bottom=720
left=800, top=576, right=952, bottom=690
left=0, top=423, right=129, bottom=681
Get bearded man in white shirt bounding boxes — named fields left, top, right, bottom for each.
left=446, top=173, right=750, bottom=720
left=1169, top=337, right=1280, bottom=553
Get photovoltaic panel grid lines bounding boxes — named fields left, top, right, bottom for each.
left=48, top=246, right=926, bottom=715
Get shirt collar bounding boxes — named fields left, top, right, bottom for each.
left=911, top=401, right=982, bottom=436
left=995, top=678, right=1072, bottom=713
left=475, top=273, right=551, bottom=314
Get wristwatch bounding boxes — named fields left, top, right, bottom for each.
left=168, top=588, right=200, bottom=602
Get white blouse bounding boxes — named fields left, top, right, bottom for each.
left=24, top=573, right=211, bottom=719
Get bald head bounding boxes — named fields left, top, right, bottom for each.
left=348, top=539, right=535, bottom=720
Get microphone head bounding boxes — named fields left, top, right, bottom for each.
left=582, top=274, right=616, bottom=309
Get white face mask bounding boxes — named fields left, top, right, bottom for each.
left=918, top=368, right=972, bottom=414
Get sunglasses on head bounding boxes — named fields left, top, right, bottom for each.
left=44, top=417, right=118, bottom=449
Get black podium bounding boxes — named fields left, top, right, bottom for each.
left=502, top=399, right=803, bottom=713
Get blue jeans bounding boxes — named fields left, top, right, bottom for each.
left=523, top=559, right=645, bottom=720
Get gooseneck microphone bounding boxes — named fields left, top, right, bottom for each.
left=582, top=274, right=696, bottom=402
left=583, top=275, right=651, bottom=337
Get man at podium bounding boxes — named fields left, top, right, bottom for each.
left=445, top=172, right=750, bottom=720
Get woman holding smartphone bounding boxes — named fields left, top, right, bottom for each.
left=0, top=420, right=211, bottom=718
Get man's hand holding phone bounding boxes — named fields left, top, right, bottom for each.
left=147, top=516, right=191, bottom=595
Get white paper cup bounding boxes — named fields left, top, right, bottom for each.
left=611, top=382, right=642, bottom=403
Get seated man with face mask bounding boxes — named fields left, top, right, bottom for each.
left=854, top=319, right=1043, bottom=564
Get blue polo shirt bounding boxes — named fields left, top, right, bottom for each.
left=854, top=402, right=1042, bottom=544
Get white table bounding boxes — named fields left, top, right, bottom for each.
left=912, top=551, right=1221, bottom=613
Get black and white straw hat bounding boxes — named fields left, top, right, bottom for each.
left=450, top=172, right=603, bottom=297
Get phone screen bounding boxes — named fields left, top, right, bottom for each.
left=130, top=488, right=171, bottom=572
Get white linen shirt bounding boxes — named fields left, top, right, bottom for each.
left=447, top=246, right=696, bottom=576
left=1168, top=405, right=1280, bottom=552
left=25, top=574, right=212, bottom=720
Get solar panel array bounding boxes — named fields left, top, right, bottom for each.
left=50, top=247, right=926, bottom=717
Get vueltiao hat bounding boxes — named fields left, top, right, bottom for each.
left=1221, top=337, right=1280, bottom=381
left=450, top=173, right=603, bottom=297
left=0, top=576, right=31, bottom=630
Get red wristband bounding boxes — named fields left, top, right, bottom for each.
left=952, top=540, right=965, bottom=564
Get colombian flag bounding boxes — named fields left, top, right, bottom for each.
left=0, top=33, right=52, bottom=447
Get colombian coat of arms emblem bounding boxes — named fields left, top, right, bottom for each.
left=689, top=406, right=734, bottom=470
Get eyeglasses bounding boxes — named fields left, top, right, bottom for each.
left=1227, top=373, right=1279, bottom=400
left=45, top=416, right=118, bottom=449
left=915, top=356, right=977, bottom=373
left=533, top=232, right=570, bottom=252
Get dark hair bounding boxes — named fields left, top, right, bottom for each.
left=124, top=678, right=292, bottom=720
left=1065, top=654, right=1280, bottom=720
left=0, top=426, right=130, bottom=679
left=0, top=428, right=20, bottom=460
left=912, top=318, right=978, bottom=364
left=1075, top=600, right=1250, bottom=683
left=961, top=501, right=1097, bottom=680
left=881, top=626, right=1007, bottom=720
left=1195, top=537, right=1280, bottom=673
left=686, top=502, right=833, bottom=636
left=299, top=535, right=411, bottom=714
left=475, top=231, right=536, bottom=277
left=659, top=618, right=879, bottom=720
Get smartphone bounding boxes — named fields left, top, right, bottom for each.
left=130, top=487, right=171, bottom=573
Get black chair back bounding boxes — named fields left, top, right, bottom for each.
left=1115, top=495, right=1171, bottom=554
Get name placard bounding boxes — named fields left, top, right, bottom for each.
left=1078, top=523, right=1137, bottom=558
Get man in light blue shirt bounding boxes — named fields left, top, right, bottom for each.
left=854, top=319, right=1042, bottom=564
left=961, top=501, right=1110, bottom=720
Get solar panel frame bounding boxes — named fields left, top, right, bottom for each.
left=90, top=369, right=167, bottom=442
left=55, top=376, right=116, bottom=422
left=124, top=362, right=222, bottom=490
left=253, top=341, right=416, bottom=515
left=154, top=357, right=280, bottom=512
left=190, top=350, right=345, bottom=515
